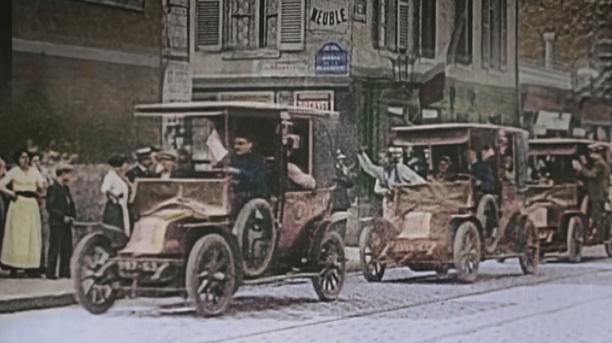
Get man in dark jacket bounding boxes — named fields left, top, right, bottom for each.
left=126, top=146, right=155, bottom=182
left=573, top=144, right=610, bottom=240
left=229, top=135, right=268, bottom=213
left=467, top=148, right=496, bottom=193
left=46, top=163, right=77, bottom=279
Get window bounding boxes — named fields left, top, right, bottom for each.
left=453, top=0, right=472, bottom=64
left=372, top=0, right=411, bottom=53
left=196, top=0, right=304, bottom=51
left=416, top=0, right=436, bottom=58
left=482, top=0, right=507, bottom=69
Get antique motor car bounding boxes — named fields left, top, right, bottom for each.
left=526, top=138, right=612, bottom=261
left=359, top=124, right=539, bottom=283
left=71, top=102, right=347, bottom=316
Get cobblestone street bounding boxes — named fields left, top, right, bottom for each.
left=1, top=248, right=612, bottom=343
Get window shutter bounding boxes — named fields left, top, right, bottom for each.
left=500, top=0, right=507, bottom=68
left=279, top=0, right=305, bottom=51
left=398, top=0, right=410, bottom=51
left=413, top=0, right=421, bottom=54
left=385, top=0, right=397, bottom=51
left=372, top=0, right=381, bottom=48
left=196, top=0, right=223, bottom=51
left=481, top=0, right=490, bottom=67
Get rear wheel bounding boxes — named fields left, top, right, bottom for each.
left=567, top=217, right=583, bottom=263
left=186, top=234, right=236, bottom=317
left=519, top=219, right=539, bottom=274
left=359, top=225, right=386, bottom=282
left=453, top=222, right=481, bottom=283
left=312, top=231, right=346, bottom=302
left=71, top=233, right=117, bottom=315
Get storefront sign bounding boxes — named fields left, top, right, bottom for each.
left=257, top=60, right=308, bottom=76
left=218, top=92, right=274, bottom=103
left=294, top=91, right=335, bottom=111
left=309, top=0, right=349, bottom=32
left=315, top=43, right=349, bottom=75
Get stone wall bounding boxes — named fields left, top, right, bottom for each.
left=519, top=0, right=612, bottom=71
left=13, top=0, right=162, bottom=53
left=70, top=164, right=107, bottom=222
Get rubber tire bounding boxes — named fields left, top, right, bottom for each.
left=186, top=234, right=236, bottom=317
left=453, top=222, right=481, bottom=283
left=519, top=219, right=539, bottom=275
left=476, top=195, right=499, bottom=254
left=605, top=217, right=612, bottom=257
left=71, top=233, right=117, bottom=315
left=233, top=199, right=276, bottom=278
left=359, top=225, right=386, bottom=282
left=567, top=217, right=583, bottom=263
left=312, top=231, right=346, bottom=302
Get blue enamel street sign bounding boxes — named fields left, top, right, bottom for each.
left=315, top=43, right=349, bottom=75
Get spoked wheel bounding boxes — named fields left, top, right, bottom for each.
left=312, top=231, right=346, bottom=302
left=604, top=217, right=612, bottom=257
left=519, top=219, right=540, bottom=274
left=453, top=222, right=481, bottom=283
left=71, top=233, right=118, bottom=314
left=186, top=234, right=236, bottom=317
left=567, top=217, right=583, bottom=263
left=359, top=225, right=387, bottom=282
left=233, top=199, right=276, bottom=278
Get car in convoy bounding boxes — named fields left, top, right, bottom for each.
left=71, top=102, right=347, bottom=316
left=525, top=138, right=612, bottom=261
left=359, top=124, right=539, bottom=283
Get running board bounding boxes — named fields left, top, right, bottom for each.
left=242, top=272, right=319, bottom=286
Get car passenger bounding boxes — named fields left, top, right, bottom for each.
left=357, top=146, right=425, bottom=195
left=466, top=148, right=496, bottom=193
left=228, top=134, right=268, bottom=211
left=434, top=155, right=456, bottom=182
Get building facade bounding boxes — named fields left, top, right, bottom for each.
left=190, top=0, right=519, bottom=155
left=4, top=0, right=165, bottom=162
left=519, top=0, right=612, bottom=141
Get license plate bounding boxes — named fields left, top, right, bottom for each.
left=118, top=260, right=159, bottom=273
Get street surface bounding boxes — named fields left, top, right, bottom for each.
left=1, top=247, right=612, bottom=343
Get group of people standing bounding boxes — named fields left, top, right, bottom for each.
left=0, top=149, right=76, bottom=279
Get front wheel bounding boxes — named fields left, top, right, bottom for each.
left=604, top=217, right=612, bottom=257
left=567, top=217, right=583, bottom=263
left=519, top=219, right=539, bottom=275
left=359, top=225, right=386, bottom=282
left=312, top=231, right=346, bottom=302
left=71, top=233, right=117, bottom=315
left=186, top=234, right=236, bottom=317
left=453, top=222, right=481, bottom=283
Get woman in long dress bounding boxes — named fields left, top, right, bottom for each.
left=0, top=149, right=45, bottom=276
left=100, top=154, right=131, bottom=236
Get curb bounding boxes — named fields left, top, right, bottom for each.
left=0, top=292, right=76, bottom=314
left=0, top=247, right=361, bottom=314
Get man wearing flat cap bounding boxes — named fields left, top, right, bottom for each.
left=127, top=146, right=155, bottom=182
left=156, top=150, right=178, bottom=180
left=573, top=144, right=610, bottom=240
left=45, top=163, right=76, bottom=279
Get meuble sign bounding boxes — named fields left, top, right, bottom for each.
left=309, top=0, right=349, bottom=30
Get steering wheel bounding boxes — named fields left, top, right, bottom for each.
left=454, top=173, right=477, bottom=181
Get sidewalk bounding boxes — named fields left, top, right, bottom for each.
left=0, top=248, right=361, bottom=314
left=0, top=276, right=74, bottom=314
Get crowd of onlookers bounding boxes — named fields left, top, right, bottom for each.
left=0, top=142, right=79, bottom=279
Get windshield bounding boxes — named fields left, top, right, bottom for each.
left=161, top=116, right=228, bottom=171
